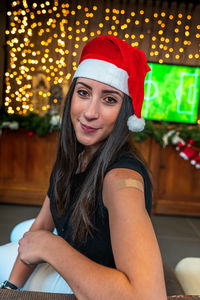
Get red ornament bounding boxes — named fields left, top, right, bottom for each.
left=179, top=139, right=196, bottom=160
left=191, top=152, right=200, bottom=168
left=28, top=131, right=34, bottom=137
left=175, top=139, right=186, bottom=151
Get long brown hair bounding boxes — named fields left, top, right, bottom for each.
left=53, top=78, right=145, bottom=243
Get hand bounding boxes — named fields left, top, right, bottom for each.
left=18, top=230, right=54, bottom=265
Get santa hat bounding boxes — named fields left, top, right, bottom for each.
left=73, top=35, right=151, bottom=132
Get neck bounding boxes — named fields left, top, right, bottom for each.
left=84, top=145, right=98, bottom=161
left=79, top=144, right=101, bottom=172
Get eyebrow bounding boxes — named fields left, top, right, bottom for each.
left=76, top=81, right=122, bottom=96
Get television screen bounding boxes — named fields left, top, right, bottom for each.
left=142, top=63, right=200, bottom=124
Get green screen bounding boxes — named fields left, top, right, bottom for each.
left=142, top=63, right=200, bottom=123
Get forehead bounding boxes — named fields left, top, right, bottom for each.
left=76, top=77, right=124, bottom=96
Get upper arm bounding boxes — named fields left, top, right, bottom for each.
left=30, top=195, right=55, bottom=232
left=102, top=168, right=166, bottom=296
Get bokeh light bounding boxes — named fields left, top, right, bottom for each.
left=4, top=0, right=200, bottom=115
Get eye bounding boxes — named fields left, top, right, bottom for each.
left=77, top=89, right=89, bottom=97
left=105, top=96, right=117, bottom=105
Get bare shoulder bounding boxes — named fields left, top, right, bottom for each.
left=104, top=167, right=144, bottom=184
left=102, top=168, right=145, bottom=209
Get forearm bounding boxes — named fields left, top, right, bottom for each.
left=9, top=254, right=36, bottom=288
left=18, top=230, right=166, bottom=299
left=43, top=235, right=136, bottom=300
left=7, top=196, right=55, bottom=289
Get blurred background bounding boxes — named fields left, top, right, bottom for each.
left=0, top=0, right=200, bottom=269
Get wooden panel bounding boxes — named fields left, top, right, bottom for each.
left=159, top=146, right=200, bottom=198
left=131, top=136, right=152, bottom=164
left=1, top=130, right=200, bottom=216
left=155, top=198, right=200, bottom=216
left=0, top=129, right=58, bottom=205
left=151, top=143, right=200, bottom=216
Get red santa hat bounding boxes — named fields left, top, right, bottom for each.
left=73, top=35, right=151, bottom=132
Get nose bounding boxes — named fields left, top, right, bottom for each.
left=83, top=97, right=100, bottom=120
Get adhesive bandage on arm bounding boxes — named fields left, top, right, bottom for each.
left=116, top=179, right=144, bottom=193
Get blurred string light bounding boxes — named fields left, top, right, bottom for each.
left=5, top=0, right=200, bottom=114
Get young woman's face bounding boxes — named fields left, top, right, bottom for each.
left=70, top=78, right=124, bottom=150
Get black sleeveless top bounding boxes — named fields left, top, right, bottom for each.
left=47, top=151, right=152, bottom=269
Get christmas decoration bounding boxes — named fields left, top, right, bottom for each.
left=179, top=139, right=196, bottom=160
left=170, top=132, right=186, bottom=151
left=191, top=152, right=200, bottom=169
left=175, top=140, right=186, bottom=151
left=0, top=107, right=60, bottom=136
left=0, top=121, right=19, bottom=130
left=162, top=129, right=175, bottom=147
left=0, top=105, right=199, bottom=171
left=134, top=121, right=200, bottom=169
left=28, top=131, right=34, bottom=137
left=50, top=115, right=61, bottom=127
left=172, top=137, right=200, bottom=169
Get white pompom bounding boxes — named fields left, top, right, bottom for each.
left=127, top=115, right=145, bottom=132
left=179, top=152, right=189, bottom=160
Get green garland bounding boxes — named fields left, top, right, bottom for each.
left=0, top=107, right=60, bottom=136
left=133, top=120, right=200, bottom=147
left=0, top=107, right=200, bottom=145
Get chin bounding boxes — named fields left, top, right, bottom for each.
left=76, top=134, right=96, bottom=147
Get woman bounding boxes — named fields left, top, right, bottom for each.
left=0, top=35, right=167, bottom=299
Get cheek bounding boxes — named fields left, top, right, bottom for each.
left=70, top=97, right=82, bottom=119
left=103, top=107, right=121, bottom=129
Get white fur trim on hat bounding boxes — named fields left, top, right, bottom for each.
left=127, top=114, right=145, bottom=132
left=73, top=59, right=130, bottom=96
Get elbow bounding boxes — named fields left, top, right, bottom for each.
left=120, top=275, right=167, bottom=300
left=126, top=287, right=167, bottom=300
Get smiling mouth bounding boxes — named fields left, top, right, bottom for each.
left=80, top=122, right=99, bottom=133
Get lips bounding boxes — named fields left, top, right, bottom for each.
left=80, top=122, right=99, bottom=133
